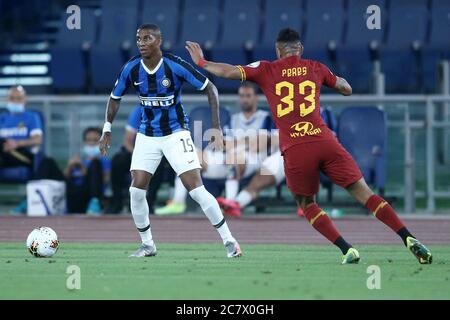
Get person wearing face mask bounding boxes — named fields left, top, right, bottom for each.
left=1, top=86, right=70, bottom=214
left=0, top=86, right=43, bottom=169
left=63, top=127, right=111, bottom=214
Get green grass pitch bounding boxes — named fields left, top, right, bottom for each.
left=1, top=243, right=449, bottom=299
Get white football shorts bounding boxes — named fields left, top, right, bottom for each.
left=130, top=130, right=201, bottom=176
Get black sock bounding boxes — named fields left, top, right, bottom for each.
left=334, top=236, right=352, bottom=255
left=397, top=227, right=414, bottom=246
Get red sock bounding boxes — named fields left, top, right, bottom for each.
left=365, top=195, right=405, bottom=232
left=304, top=204, right=341, bottom=243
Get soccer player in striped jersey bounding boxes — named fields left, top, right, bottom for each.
left=99, top=24, right=241, bottom=258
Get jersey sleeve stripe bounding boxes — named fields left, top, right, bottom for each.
left=236, top=65, right=246, bottom=82
left=110, top=93, right=122, bottom=100
left=125, top=124, right=137, bottom=132
left=29, top=128, right=43, bottom=136
left=165, top=54, right=206, bottom=83
left=198, top=78, right=209, bottom=91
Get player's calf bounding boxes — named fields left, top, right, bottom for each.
left=297, top=196, right=356, bottom=262
left=129, top=186, right=155, bottom=248
left=189, top=185, right=242, bottom=257
left=303, top=203, right=353, bottom=254
left=348, top=179, right=415, bottom=244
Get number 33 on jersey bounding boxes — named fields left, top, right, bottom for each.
left=236, top=56, right=338, bottom=153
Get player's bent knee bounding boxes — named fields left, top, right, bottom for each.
left=129, top=186, right=146, bottom=202
left=346, top=178, right=374, bottom=204
left=130, top=170, right=151, bottom=189
left=189, top=185, right=215, bottom=209
left=294, top=194, right=316, bottom=210
left=179, top=169, right=203, bottom=191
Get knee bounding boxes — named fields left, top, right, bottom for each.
left=179, top=170, right=203, bottom=191
left=129, top=186, right=146, bottom=201
left=189, top=185, right=213, bottom=207
left=347, top=179, right=374, bottom=204
left=131, top=171, right=151, bottom=189
left=295, top=195, right=315, bottom=211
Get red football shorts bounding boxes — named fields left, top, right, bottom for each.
left=283, top=137, right=363, bottom=196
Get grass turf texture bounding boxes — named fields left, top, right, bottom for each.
left=1, top=243, right=449, bottom=299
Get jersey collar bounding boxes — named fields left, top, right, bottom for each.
left=141, top=58, right=163, bottom=75
left=240, top=110, right=258, bottom=124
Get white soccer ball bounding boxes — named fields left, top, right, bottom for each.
left=26, top=227, right=59, bottom=258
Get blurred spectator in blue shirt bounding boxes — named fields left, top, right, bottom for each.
left=64, top=127, right=111, bottom=214
left=0, top=86, right=43, bottom=168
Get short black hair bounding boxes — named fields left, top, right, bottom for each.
left=138, top=23, right=161, bottom=36
left=83, top=127, right=102, bottom=140
left=239, top=81, right=258, bottom=94
left=276, top=28, right=301, bottom=44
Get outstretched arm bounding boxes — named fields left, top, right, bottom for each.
left=185, top=41, right=241, bottom=80
left=204, top=80, right=224, bottom=150
left=334, top=77, right=352, bottom=96
left=99, top=97, right=121, bottom=155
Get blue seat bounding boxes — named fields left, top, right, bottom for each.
left=304, top=0, right=344, bottom=50
left=345, top=0, right=386, bottom=49
left=50, top=47, right=86, bottom=92
left=302, top=49, right=332, bottom=66
left=141, top=0, right=179, bottom=50
left=221, top=0, right=261, bottom=48
left=379, top=48, right=420, bottom=93
left=0, top=110, right=45, bottom=183
left=321, top=107, right=337, bottom=133
left=166, top=47, right=194, bottom=62
left=429, top=0, right=450, bottom=52
left=319, top=107, right=338, bottom=200
left=55, top=8, right=97, bottom=47
left=252, top=46, right=277, bottom=62
left=336, top=48, right=373, bottom=93
left=261, top=0, right=303, bottom=46
left=302, top=49, right=335, bottom=94
left=90, top=47, right=125, bottom=92
left=210, top=47, right=248, bottom=92
left=188, top=106, right=231, bottom=150
left=98, top=2, right=138, bottom=47
left=386, top=0, right=428, bottom=49
left=337, top=106, right=386, bottom=191
left=420, top=47, right=443, bottom=93
left=179, top=7, right=220, bottom=47
left=184, top=0, right=220, bottom=10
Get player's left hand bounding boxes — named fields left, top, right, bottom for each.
left=185, top=41, right=204, bottom=65
left=98, top=132, right=111, bottom=156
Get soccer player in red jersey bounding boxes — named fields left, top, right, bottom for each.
left=185, top=28, right=432, bottom=264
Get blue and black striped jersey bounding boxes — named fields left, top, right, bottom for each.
left=111, top=53, right=209, bottom=137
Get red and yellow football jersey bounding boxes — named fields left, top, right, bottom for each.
left=237, top=55, right=337, bottom=152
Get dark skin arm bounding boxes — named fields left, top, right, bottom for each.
left=204, top=81, right=224, bottom=150
left=99, top=97, right=121, bottom=156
